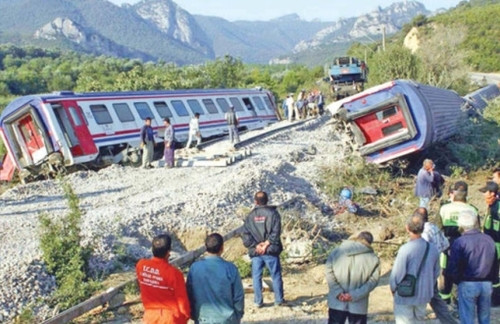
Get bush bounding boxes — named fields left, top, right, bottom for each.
left=233, top=257, right=252, bottom=278
left=39, top=181, right=100, bottom=310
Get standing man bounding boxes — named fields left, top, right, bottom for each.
left=163, top=118, right=175, bottom=168
left=186, top=113, right=201, bottom=149
left=417, top=207, right=457, bottom=324
left=390, top=212, right=440, bottom=323
left=140, top=117, right=155, bottom=169
left=242, top=191, right=284, bottom=307
left=317, top=91, right=325, bottom=116
left=414, top=159, right=435, bottom=208
left=491, top=168, right=500, bottom=198
left=225, top=106, right=240, bottom=146
left=325, top=231, right=380, bottom=324
left=282, top=95, right=289, bottom=120
left=286, top=93, right=295, bottom=122
left=136, top=234, right=190, bottom=324
left=187, top=233, right=244, bottom=324
left=438, top=181, right=479, bottom=304
left=482, top=181, right=500, bottom=258
left=446, top=209, right=499, bottom=324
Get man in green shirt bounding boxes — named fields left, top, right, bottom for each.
left=438, top=181, right=478, bottom=303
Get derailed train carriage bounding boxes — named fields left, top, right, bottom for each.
left=328, top=80, right=500, bottom=164
left=0, top=88, right=279, bottom=182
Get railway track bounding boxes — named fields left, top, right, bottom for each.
left=40, top=116, right=328, bottom=324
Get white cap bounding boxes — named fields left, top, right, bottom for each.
left=458, top=209, right=478, bottom=228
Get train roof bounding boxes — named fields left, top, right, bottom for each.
left=0, top=88, right=270, bottom=124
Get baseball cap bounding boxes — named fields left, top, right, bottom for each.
left=479, top=181, right=499, bottom=193
left=453, top=181, right=468, bottom=192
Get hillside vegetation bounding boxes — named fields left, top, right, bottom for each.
left=432, top=1, right=500, bottom=72
left=346, top=0, right=499, bottom=94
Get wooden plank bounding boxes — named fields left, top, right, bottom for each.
left=42, top=225, right=245, bottom=324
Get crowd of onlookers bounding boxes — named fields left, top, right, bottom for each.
left=134, top=165, right=500, bottom=324
left=282, top=89, right=325, bottom=121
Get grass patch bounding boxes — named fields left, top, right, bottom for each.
left=39, top=181, right=101, bottom=311
left=318, top=155, right=415, bottom=219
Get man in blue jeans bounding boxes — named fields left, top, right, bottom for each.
left=242, top=191, right=284, bottom=307
left=446, top=209, right=499, bottom=324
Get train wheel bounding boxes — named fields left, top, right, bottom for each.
left=127, top=151, right=142, bottom=167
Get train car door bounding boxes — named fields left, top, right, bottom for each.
left=355, top=105, right=409, bottom=144
left=17, top=114, right=47, bottom=163
left=53, top=101, right=98, bottom=157
left=346, top=94, right=417, bottom=156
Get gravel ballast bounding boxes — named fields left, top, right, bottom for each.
left=0, top=117, right=344, bottom=321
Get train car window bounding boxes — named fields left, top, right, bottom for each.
left=112, top=103, right=135, bottom=122
left=202, top=99, right=219, bottom=114
left=78, top=106, right=88, bottom=125
left=229, top=97, right=244, bottom=112
left=134, top=102, right=154, bottom=120
left=187, top=99, right=205, bottom=115
left=252, top=96, right=266, bottom=110
left=242, top=98, right=255, bottom=111
left=382, top=122, right=403, bottom=136
left=216, top=98, right=230, bottom=113
left=68, top=107, right=83, bottom=126
left=171, top=100, right=189, bottom=117
left=153, top=101, right=173, bottom=118
left=376, top=106, right=398, bottom=120
left=90, top=105, right=113, bottom=125
left=263, top=96, right=274, bottom=111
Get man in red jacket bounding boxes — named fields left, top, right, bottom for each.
left=136, top=234, right=190, bottom=324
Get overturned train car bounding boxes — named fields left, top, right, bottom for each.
left=328, top=80, right=500, bottom=164
left=0, top=88, right=279, bottom=181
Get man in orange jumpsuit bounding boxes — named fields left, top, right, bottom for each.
left=136, top=234, right=190, bottom=324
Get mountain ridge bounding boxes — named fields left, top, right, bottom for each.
left=0, top=0, right=432, bottom=65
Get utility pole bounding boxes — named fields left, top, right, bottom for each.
left=382, top=26, right=386, bottom=52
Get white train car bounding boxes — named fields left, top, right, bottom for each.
left=0, top=88, right=279, bottom=181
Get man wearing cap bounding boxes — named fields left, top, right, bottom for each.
left=136, top=234, right=191, bottom=324
left=446, top=209, right=499, bottom=324
left=225, top=106, right=240, bottom=146
left=140, top=117, right=155, bottom=169
left=482, top=181, right=500, bottom=258
left=492, top=168, right=500, bottom=198
left=438, top=180, right=479, bottom=304
left=325, top=231, right=380, bottom=324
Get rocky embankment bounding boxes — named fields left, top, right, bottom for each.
left=0, top=117, right=345, bottom=322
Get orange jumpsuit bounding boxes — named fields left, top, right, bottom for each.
left=136, top=257, right=190, bottom=324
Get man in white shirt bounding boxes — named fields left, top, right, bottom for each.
left=186, top=113, right=201, bottom=149
left=286, top=94, right=296, bottom=122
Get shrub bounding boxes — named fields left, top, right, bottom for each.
left=39, top=181, right=100, bottom=310
left=233, top=257, right=252, bottom=279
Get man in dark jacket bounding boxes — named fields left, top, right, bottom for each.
left=446, top=209, right=499, bottom=324
left=242, top=191, right=284, bottom=307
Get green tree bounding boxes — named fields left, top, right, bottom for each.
left=367, top=45, right=421, bottom=86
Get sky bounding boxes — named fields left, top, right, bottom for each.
left=109, top=0, right=464, bottom=21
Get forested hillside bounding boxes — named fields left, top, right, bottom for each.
left=0, top=45, right=324, bottom=111
left=431, top=1, right=500, bottom=71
